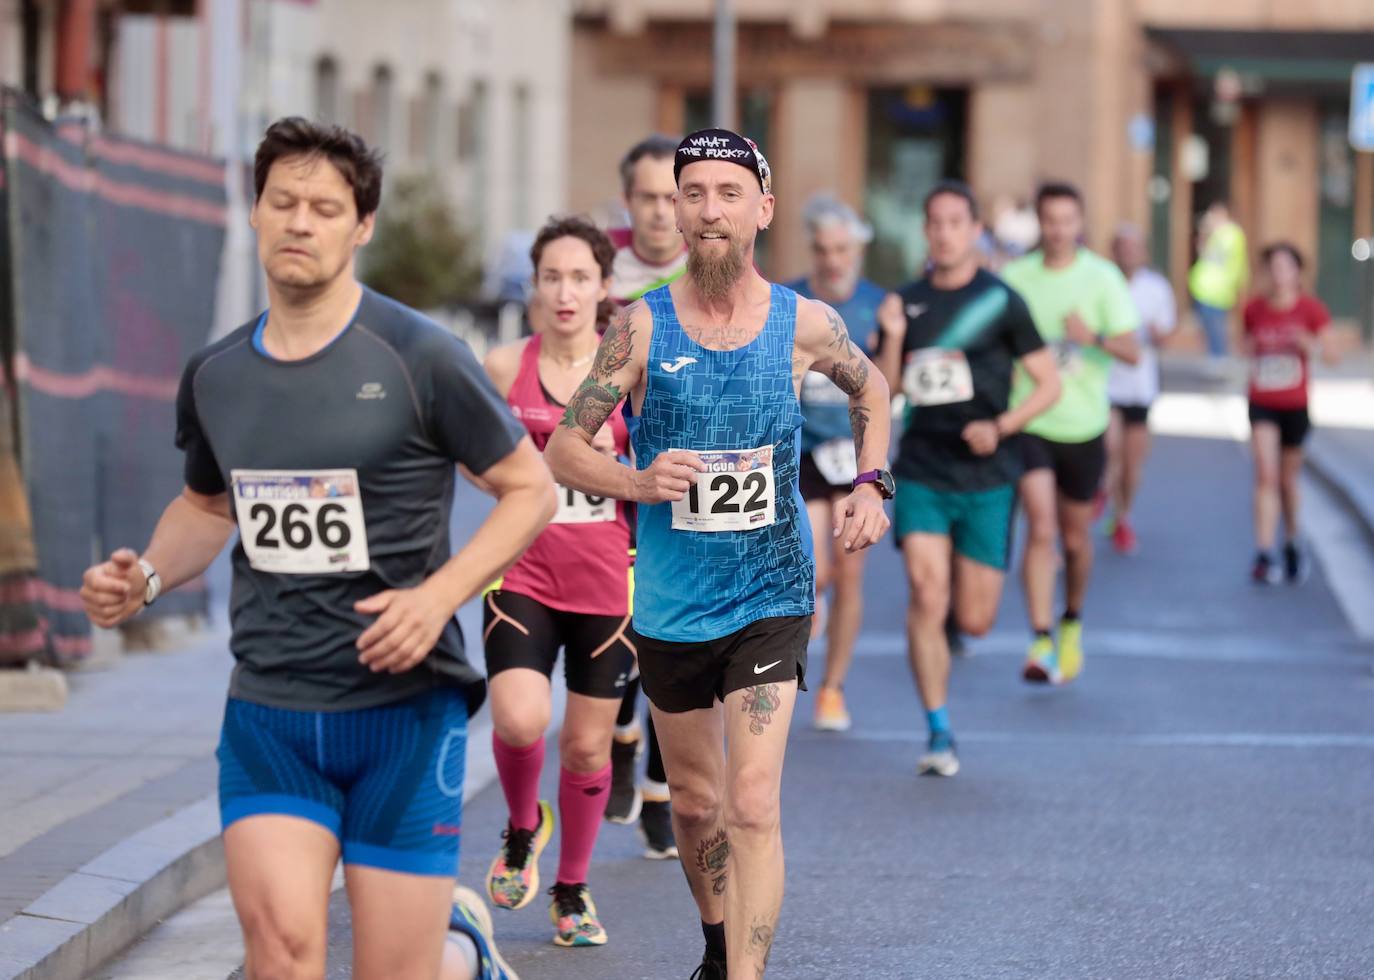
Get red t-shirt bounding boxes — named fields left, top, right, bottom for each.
left=1243, top=294, right=1329, bottom=410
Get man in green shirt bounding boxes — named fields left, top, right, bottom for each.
left=1002, top=182, right=1140, bottom=685
left=1188, top=200, right=1249, bottom=358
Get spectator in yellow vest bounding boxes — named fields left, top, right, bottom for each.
left=1188, top=200, right=1249, bottom=358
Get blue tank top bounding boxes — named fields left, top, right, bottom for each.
left=631, top=284, right=815, bottom=643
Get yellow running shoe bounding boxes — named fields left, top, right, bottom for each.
left=813, top=686, right=852, bottom=732
left=1021, top=634, right=1058, bottom=684
left=1058, top=618, right=1084, bottom=683
left=487, top=800, right=554, bottom=911
left=549, top=882, right=608, bottom=947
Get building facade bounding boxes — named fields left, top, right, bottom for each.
left=570, top=0, right=1374, bottom=319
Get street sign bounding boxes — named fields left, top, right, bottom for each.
left=1349, top=64, right=1374, bottom=151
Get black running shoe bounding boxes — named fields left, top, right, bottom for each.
left=605, top=737, right=642, bottom=824
left=689, top=948, right=727, bottom=980
left=639, top=799, right=678, bottom=860
left=1284, top=541, right=1310, bottom=584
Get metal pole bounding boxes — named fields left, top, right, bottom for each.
left=712, top=0, right=736, bottom=130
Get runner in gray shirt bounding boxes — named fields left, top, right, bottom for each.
left=80, top=118, right=552, bottom=980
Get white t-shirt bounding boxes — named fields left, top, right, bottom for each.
left=1108, top=266, right=1176, bottom=407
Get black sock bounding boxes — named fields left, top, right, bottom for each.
left=1034, top=628, right=1052, bottom=640
left=702, top=920, right=726, bottom=961
left=1062, top=609, right=1080, bottom=623
left=645, top=713, right=667, bottom=785
left=616, top=677, right=641, bottom=729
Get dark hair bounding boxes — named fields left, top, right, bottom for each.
left=529, top=216, right=617, bottom=326
left=923, top=180, right=980, bottom=221
left=1035, top=181, right=1083, bottom=214
left=253, top=117, right=384, bottom=218
left=1261, top=241, right=1304, bottom=270
left=620, top=134, right=680, bottom=196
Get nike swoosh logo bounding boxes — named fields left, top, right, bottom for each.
left=660, top=356, right=697, bottom=373
left=754, top=660, right=783, bottom=675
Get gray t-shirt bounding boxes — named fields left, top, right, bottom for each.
left=176, top=287, right=525, bottom=712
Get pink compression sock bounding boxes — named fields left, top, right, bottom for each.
left=556, top=762, right=612, bottom=885
left=492, top=734, right=545, bottom=831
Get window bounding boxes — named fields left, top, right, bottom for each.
left=459, top=79, right=489, bottom=232
left=315, top=56, right=339, bottom=125
left=511, top=82, right=531, bottom=229
left=372, top=64, right=394, bottom=151
left=412, top=70, right=445, bottom=167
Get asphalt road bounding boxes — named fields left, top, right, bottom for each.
left=305, top=423, right=1374, bottom=980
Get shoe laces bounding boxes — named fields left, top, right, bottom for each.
left=501, top=823, right=535, bottom=870
left=689, top=951, right=727, bottom=980
left=549, top=881, right=587, bottom=918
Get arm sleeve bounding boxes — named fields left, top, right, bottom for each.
left=174, top=358, right=226, bottom=495
left=1101, top=265, right=1141, bottom=338
left=423, top=331, right=527, bottom=474
left=1004, top=288, right=1046, bottom=358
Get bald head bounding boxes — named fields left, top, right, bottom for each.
left=1111, top=223, right=1147, bottom=276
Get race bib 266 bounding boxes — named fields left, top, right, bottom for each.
left=231, top=469, right=369, bottom=574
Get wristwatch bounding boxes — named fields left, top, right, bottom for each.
left=137, top=558, right=162, bottom=607
left=852, top=469, right=896, bottom=500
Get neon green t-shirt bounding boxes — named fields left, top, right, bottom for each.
left=1188, top=221, right=1248, bottom=310
left=1003, top=248, right=1139, bottom=443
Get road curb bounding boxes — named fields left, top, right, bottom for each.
left=1306, top=435, right=1374, bottom=549
left=0, top=796, right=223, bottom=980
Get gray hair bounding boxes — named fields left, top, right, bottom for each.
left=802, top=194, right=873, bottom=245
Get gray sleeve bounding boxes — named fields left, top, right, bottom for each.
left=422, top=332, right=526, bottom=474
left=174, top=356, right=226, bottom=495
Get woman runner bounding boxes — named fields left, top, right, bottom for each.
left=479, top=217, right=635, bottom=947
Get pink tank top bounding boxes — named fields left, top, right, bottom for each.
left=499, top=335, right=632, bottom=616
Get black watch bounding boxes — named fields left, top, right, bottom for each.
left=852, top=469, right=896, bottom=500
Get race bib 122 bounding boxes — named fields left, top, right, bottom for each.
left=670, top=445, right=776, bottom=533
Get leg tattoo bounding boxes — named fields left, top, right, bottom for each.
left=695, top=827, right=731, bottom=896
left=748, top=917, right=775, bottom=977
left=741, top=684, right=782, bottom=736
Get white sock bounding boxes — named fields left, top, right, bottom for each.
left=643, top=778, right=670, bottom=801
left=614, top=721, right=642, bottom=740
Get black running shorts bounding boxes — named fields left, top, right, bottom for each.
left=633, top=615, right=810, bottom=714
left=798, top=452, right=849, bottom=503
left=482, top=590, right=636, bottom=699
left=1249, top=403, right=1311, bottom=449
left=1112, top=403, right=1150, bottom=427
left=1019, top=432, right=1107, bottom=503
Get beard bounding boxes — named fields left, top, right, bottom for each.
left=687, top=236, right=747, bottom=301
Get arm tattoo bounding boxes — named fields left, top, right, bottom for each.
left=560, top=376, right=623, bottom=436
left=593, top=303, right=637, bottom=377
left=695, top=828, right=731, bottom=896
left=748, top=918, right=775, bottom=978
left=827, top=354, right=869, bottom=396
left=741, top=684, right=782, bottom=736
left=849, top=404, right=870, bottom=458
left=822, top=304, right=848, bottom=351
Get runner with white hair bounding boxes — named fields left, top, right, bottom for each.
left=784, top=194, right=890, bottom=733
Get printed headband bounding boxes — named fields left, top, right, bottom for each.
left=674, top=128, right=772, bottom=195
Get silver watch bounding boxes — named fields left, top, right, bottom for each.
left=138, top=558, right=162, bottom=606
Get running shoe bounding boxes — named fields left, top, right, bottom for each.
left=1111, top=516, right=1138, bottom=556
left=639, top=799, right=678, bottom=860
left=1284, top=541, right=1310, bottom=585
left=689, top=948, right=728, bottom=980
left=813, top=686, right=852, bottom=731
left=549, top=882, right=608, bottom=947
left=487, top=800, right=554, bottom=911
left=605, top=736, right=643, bottom=824
left=450, top=884, right=520, bottom=979
left=1251, top=552, right=1282, bottom=585
left=1058, top=618, right=1084, bottom=683
left=917, top=730, right=960, bottom=777
left=1021, top=634, right=1058, bottom=684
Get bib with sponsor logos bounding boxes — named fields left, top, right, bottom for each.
left=671, top=445, right=776, bottom=533
left=553, top=484, right=617, bottom=524
left=811, top=437, right=857, bottom=486
left=1253, top=353, right=1302, bottom=393
left=903, top=348, right=974, bottom=406
left=232, top=469, right=369, bottom=574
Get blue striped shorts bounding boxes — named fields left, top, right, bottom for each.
left=216, top=687, right=468, bottom=876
